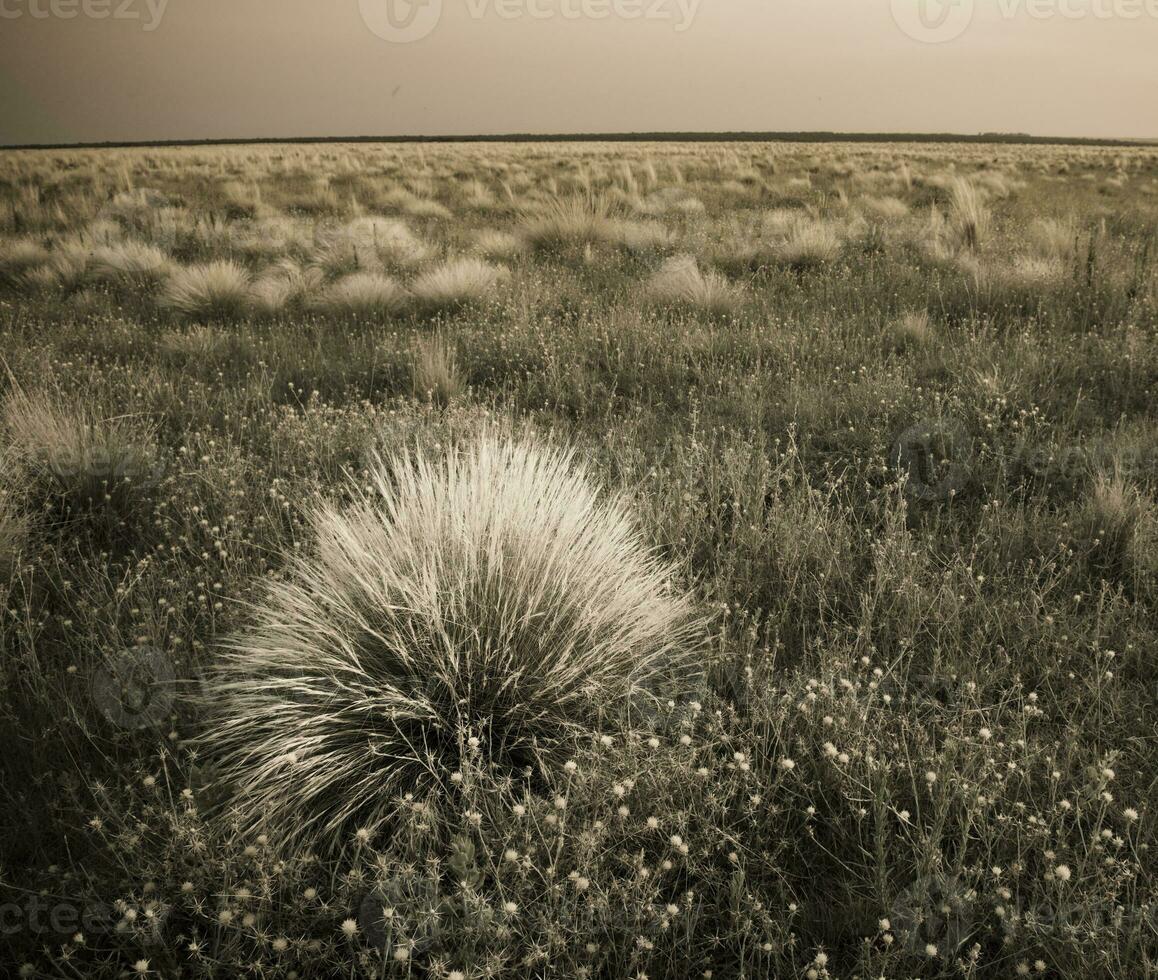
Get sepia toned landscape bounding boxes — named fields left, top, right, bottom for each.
left=0, top=139, right=1155, bottom=977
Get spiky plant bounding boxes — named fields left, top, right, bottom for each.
left=204, top=433, right=700, bottom=852
left=161, top=260, right=252, bottom=320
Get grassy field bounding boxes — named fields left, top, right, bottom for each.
left=1, top=140, right=1156, bottom=978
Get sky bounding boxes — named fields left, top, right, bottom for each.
left=0, top=0, right=1155, bottom=146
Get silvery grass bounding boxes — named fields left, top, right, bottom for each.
left=203, top=432, right=701, bottom=854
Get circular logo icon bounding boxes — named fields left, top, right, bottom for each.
left=358, top=876, right=441, bottom=953
left=359, top=0, right=443, bottom=43
left=890, top=417, right=972, bottom=502
left=891, top=0, right=975, bottom=43
left=892, top=873, right=974, bottom=955
left=90, top=646, right=177, bottom=730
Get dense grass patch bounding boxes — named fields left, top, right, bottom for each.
left=0, top=139, right=1155, bottom=978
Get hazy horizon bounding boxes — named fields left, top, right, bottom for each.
left=2, top=0, right=1156, bottom=146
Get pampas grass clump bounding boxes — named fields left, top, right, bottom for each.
left=314, top=271, right=406, bottom=316
left=411, top=257, right=508, bottom=311
left=2, top=387, right=159, bottom=515
left=315, top=217, right=431, bottom=274
left=474, top=228, right=525, bottom=260
left=886, top=310, right=934, bottom=353
left=521, top=195, right=615, bottom=250
left=776, top=219, right=843, bottom=269
left=860, top=195, right=910, bottom=221
left=645, top=255, right=741, bottom=314
left=948, top=177, right=992, bottom=253
left=161, top=260, right=252, bottom=319
left=0, top=239, right=50, bottom=290
left=249, top=260, right=324, bottom=317
left=204, top=433, right=699, bottom=851
left=89, top=241, right=172, bottom=287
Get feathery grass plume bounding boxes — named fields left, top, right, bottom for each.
left=403, top=196, right=453, bottom=220
left=461, top=180, right=497, bottom=211
left=411, top=257, right=508, bottom=312
left=1083, top=471, right=1156, bottom=596
left=2, top=386, right=159, bottom=517
left=860, top=196, right=910, bottom=221
left=776, top=219, right=843, bottom=270
left=473, top=228, right=525, bottom=261
left=101, top=188, right=170, bottom=233
left=249, top=261, right=324, bottom=317
left=314, top=217, right=431, bottom=275
left=521, top=194, right=616, bottom=251
left=48, top=241, right=95, bottom=291
left=1002, top=255, right=1066, bottom=288
left=645, top=254, right=742, bottom=314
left=411, top=333, right=465, bottom=406
left=885, top=310, right=934, bottom=353
left=762, top=208, right=804, bottom=238
left=314, top=271, right=407, bottom=316
left=608, top=219, right=675, bottom=254
left=203, top=432, right=700, bottom=852
left=89, top=241, right=172, bottom=287
left=229, top=216, right=311, bottom=261
left=948, top=177, right=992, bottom=253
left=0, top=239, right=50, bottom=290
left=161, top=260, right=252, bottom=320
left=1027, top=217, right=1078, bottom=262
left=218, top=179, right=262, bottom=218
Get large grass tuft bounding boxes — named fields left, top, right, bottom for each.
left=203, top=432, right=700, bottom=852
left=160, top=260, right=252, bottom=319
